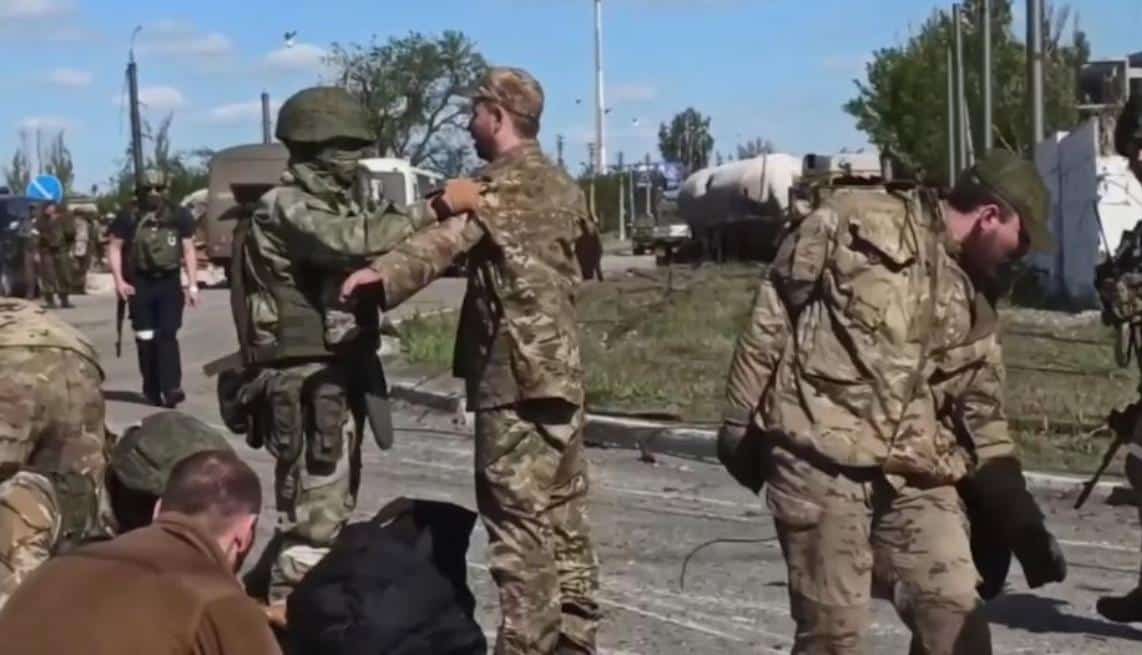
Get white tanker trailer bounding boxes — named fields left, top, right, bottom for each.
left=678, top=151, right=883, bottom=261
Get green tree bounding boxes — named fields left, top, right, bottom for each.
left=736, top=137, right=776, bottom=159
left=3, top=143, right=31, bottom=193
left=327, top=30, right=487, bottom=172
left=844, top=0, right=1088, bottom=184
left=101, top=114, right=210, bottom=212
left=658, top=108, right=714, bottom=171
left=45, top=131, right=74, bottom=194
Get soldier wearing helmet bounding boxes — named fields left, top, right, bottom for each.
left=107, top=168, right=199, bottom=408
left=221, top=85, right=460, bottom=611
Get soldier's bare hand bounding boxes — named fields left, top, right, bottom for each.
left=438, top=179, right=483, bottom=217
left=116, top=280, right=135, bottom=301
left=264, top=602, right=288, bottom=630
left=340, top=267, right=384, bottom=302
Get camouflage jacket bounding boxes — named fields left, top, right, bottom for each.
left=724, top=185, right=1014, bottom=486
left=236, top=165, right=435, bottom=364
left=368, top=141, right=594, bottom=410
left=35, top=213, right=75, bottom=252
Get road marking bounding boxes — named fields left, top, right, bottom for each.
left=467, top=561, right=760, bottom=646
left=1058, top=538, right=1138, bottom=554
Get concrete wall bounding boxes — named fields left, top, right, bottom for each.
left=1030, top=118, right=1142, bottom=308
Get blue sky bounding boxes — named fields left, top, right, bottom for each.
left=1, top=0, right=1139, bottom=193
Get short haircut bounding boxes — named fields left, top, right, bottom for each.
left=160, top=450, right=262, bottom=536
left=507, top=112, right=540, bottom=139
left=947, top=174, right=1014, bottom=222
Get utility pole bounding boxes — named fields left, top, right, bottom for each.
left=556, top=134, right=565, bottom=170
left=947, top=47, right=957, bottom=185
left=127, top=26, right=145, bottom=191
left=1027, top=0, right=1044, bottom=146
left=593, top=0, right=607, bottom=172
left=617, top=150, right=626, bottom=241
left=982, top=0, right=993, bottom=152
left=953, top=3, right=969, bottom=168
left=261, top=92, right=272, bottom=144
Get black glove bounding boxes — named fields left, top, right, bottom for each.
left=958, top=457, right=1067, bottom=593
left=717, top=411, right=766, bottom=494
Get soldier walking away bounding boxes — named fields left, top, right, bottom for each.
left=0, top=298, right=106, bottom=610
left=340, top=66, right=602, bottom=655
left=107, top=169, right=199, bottom=408
left=717, top=150, right=1067, bottom=654
left=218, top=85, right=441, bottom=613
left=35, top=201, right=75, bottom=308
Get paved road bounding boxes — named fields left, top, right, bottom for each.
left=50, top=285, right=1142, bottom=654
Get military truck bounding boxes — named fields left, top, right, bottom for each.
left=677, top=154, right=802, bottom=261
left=629, top=162, right=690, bottom=260
left=202, top=143, right=291, bottom=276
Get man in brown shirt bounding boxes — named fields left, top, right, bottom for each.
left=0, top=449, right=280, bottom=655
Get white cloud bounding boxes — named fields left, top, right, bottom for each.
left=49, top=67, right=92, bottom=88
left=265, top=43, right=328, bottom=74
left=609, top=83, right=657, bottom=103
left=137, top=21, right=233, bottom=60
left=0, top=0, right=72, bottom=19
left=113, top=86, right=187, bottom=112
left=205, top=100, right=281, bottom=126
left=17, top=115, right=75, bottom=131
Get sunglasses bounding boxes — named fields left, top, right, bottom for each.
left=141, top=185, right=166, bottom=193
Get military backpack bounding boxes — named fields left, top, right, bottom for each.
left=130, top=207, right=182, bottom=274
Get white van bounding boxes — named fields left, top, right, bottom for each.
left=357, top=158, right=445, bottom=206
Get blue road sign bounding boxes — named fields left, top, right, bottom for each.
left=25, top=175, right=63, bottom=203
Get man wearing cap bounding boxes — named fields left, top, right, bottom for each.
left=340, top=66, right=601, bottom=654
left=715, top=149, right=1067, bottom=654
left=0, top=408, right=235, bottom=609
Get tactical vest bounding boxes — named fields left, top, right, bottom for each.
left=231, top=211, right=332, bottom=367
left=131, top=207, right=182, bottom=275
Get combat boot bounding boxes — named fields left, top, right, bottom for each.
left=42, top=293, right=56, bottom=309
left=60, top=294, right=72, bottom=308
left=1097, top=588, right=1142, bottom=623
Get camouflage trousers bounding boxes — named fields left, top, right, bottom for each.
left=475, top=400, right=600, bottom=655
left=766, top=443, right=989, bottom=655
left=35, top=249, right=71, bottom=298
left=261, top=362, right=362, bottom=603
left=0, top=347, right=106, bottom=610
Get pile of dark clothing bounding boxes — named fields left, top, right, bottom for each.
left=286, top=498, right=487, bottom=655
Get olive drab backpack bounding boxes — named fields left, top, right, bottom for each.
left=131, top=208, right=182, bottom=274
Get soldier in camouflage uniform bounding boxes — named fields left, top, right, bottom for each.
left=0, top=406, right=234, bottom=609
left=341, top=66, right=601, bottom=655
left=34, top=202, right=75, bottom=308
left=717, top=150, right=1067, bottom=654
left=0, top=298, right=105, bottom=609
left=224, top=86, right=441, bottom=609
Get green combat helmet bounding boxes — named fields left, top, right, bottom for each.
left=139, top=168, right=167, bottom=189
left=275, top=86, right=375, bottom=144
left=110, top=410, right=234, bottom=496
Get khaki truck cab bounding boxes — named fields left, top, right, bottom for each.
left=203, top=143, right=290, bottom=278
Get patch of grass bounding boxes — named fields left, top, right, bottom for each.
left=394, top=266, right=1138, bottom=474
left=397, top=311, right=458, bottom=371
